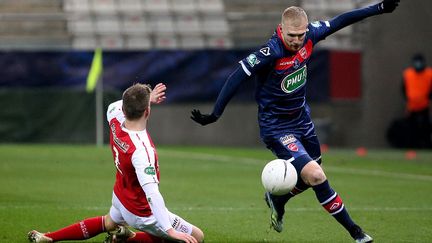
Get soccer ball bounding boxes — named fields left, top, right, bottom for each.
left=261, top=159, right=298, bottom=195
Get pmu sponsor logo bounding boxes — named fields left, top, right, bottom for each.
left=281, top=65, right=307, bottom=93
left=279, top=134, right=296, bottom=145
left=144, top=166, right=156, bottom=175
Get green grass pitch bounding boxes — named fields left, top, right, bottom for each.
left=1, top=144, right=432, bottom=242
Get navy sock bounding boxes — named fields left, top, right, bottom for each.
left=274, top=177, right=310, bottom=205
left=312, top=180, right=356, bottom=232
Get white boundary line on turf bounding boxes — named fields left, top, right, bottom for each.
left=172, top=206, right=432, bottom=212
left=160, top=150, right=432, bottom=182
left=1, top=205, right=432, bottom=212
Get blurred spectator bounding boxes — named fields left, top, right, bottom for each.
left=387, top=54, right=432, bottom=148
left=402, top=54, right=432, bottom=148
left=389, top=54, right=432, bottom=148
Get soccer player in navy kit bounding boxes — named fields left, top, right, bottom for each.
left=191, top=0, right=400, bottom=242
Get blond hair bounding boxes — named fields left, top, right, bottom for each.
left=281, top=6, right=308, bottom=27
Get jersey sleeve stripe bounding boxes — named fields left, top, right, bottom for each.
left=239, top=60, right=252, bottom=76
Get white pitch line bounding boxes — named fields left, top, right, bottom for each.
left=160, top=150, right=432, bottom=182
left=172, top=206, right=432, bottom=212
left=1, top=205, right=432, bottom=212
left=324, top=166, right=432, bottom=182
left=161, top=150, right=261, bottom=165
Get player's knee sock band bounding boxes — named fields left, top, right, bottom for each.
left=290, top=177, right=309, bottom=195
left=313, top=180, right=355, bottom=231
left=279, top=178, right=309, bottom=203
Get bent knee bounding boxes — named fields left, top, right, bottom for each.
left=309, top=169, right=326, bottom=185
left=104, top=214, right=119, bottom=232
left=301, top=161, right=327, bottom=186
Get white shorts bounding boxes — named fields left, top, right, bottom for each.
left=109, top=193, right=193, bottom=239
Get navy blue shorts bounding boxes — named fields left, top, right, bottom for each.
left=263, top=133, right=322, bottom=177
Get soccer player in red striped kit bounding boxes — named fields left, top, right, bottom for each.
left=28, top=83, right=204, bottom=243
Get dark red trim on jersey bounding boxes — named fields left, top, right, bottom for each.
left=274, top=40, right=313, bottom=71
left=146, top=130, right=160, bottom=180
left=276, top=24, right=291, bottom=50
left=139, top=134, right=152, bottom=163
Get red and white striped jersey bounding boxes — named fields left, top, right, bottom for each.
left=106, top=100, right=160, bottom=217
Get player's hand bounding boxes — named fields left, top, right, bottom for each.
left=150, top=83, right=166, bottom=104
left=379, top=0, right=400, bottom=13
left=167, top=229, right=198, bottom=243
left=190, top=109, right=218, bottom=126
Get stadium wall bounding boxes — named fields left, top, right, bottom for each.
left=0, top=50, right=343, bottom=146
left=0, top=49, right=376, bottom=147
left=0, top=89, right=359, bottom=147
left=361, top=0, right=432, bottom=147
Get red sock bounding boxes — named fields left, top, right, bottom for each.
left=127, top=232, right=166, bottom=243
left=45, top=216, right=105, bottom=241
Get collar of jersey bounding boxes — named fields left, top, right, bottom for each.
left=121, top=122, right=147, bottom=134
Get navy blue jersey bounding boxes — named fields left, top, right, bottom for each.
left=239, top=23, right=331, bottom=138
left=211, top=3, right=382, bottom=141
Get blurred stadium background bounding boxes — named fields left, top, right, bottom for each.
left=0, top=0, right=431, bottom=148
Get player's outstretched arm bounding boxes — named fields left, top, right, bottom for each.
left=191, top=109, right=218, bottom=126
left=378, top=0, right=401, bottom=13
left=142, top=183, right=199, bottom=243
left=150, top=83, right=167, bottom=104
left=191, top=66, right=249, bottom=126
left=319, top=0, right=401, bottom=39
left=167, top=228, right=198, bottom=243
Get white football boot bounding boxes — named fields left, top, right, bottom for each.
left=28, top=230, right=53, bottom=243
left=351, top=225, right=373, bottom=243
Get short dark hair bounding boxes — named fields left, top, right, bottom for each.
left=122, top=83, right=151, bottom=120
left=412, top=53, right=425, bottom=63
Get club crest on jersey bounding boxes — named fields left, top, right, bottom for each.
left=287, top=143, right=299, bottom=152
left=260, top=47, right=271, bottom=56
left=246, top=54, right=260, bottom=67
left=299, top=47, right=308, bottom=59
left=281, top=65, right=307, bottom=93
left=279, top=134, right=297, bottom=145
